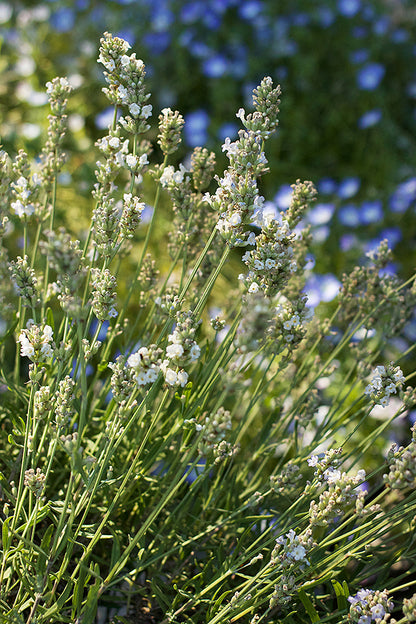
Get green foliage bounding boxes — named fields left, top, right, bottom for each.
left=0, top=29, right=416, bottom=624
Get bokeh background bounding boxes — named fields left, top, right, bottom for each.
left=1, top=0, right=415, bottom=326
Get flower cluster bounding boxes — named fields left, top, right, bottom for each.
left=307, top=451, right=367, bottom=527
left=119, top=193, right=144, bottom=240
left=339, top=240, right=416, bottom=337
left=11, top=152, right=41, bottom=219
left=402, top=593, right=416, bottom=622
left=34, top=385, right=53, bottom=421
left=364, top=363, right=405, bottom=407
left=239, top=180, right=315, bottom=297
left=270, top=528, right=314, bottom=607
left=165, top=312, right=201, bottom=366
left=90, top=268, right=118, bottom=321
left=157, top=108, right=184, bottom=155
left=190, top=147, right=216, bottom=192
left=383, top=424, right=416, bottom=490
left=159, top=311, right=201, bottom=388
left=239, top=216, right=296, bottom=296
left=189, top=407, right=232, bottom=457
left=207, top=78, right=280, bottom=247
left=40, top=76, right=72, bottom=193
left=92, top=133, right=148, bottom=256
left=108, top=355, right=136, bottom=402
left=268, top=294, right=307, bottom=351
left=18, top=321, right=54, bottom=363
left=237, top=76, right=281, bottom=139
left=98, top=31, right=152, bottom=135
left=348, top=588, right=393, bottom=623
left=54, top=375, right=76, bottom=430
left=24, top=468, right=46, bottom=498
left=127, top=345, right=163, bottom=387
left=270, top=461, right=302, bottom=495
left=8, top=255, right=39, bottom=307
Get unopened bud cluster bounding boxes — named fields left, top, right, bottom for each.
left=41, top=77, right=72, bottom=192
left=157, top=108, right=184, bottom=155
left=383, top=424, right=416, bottom=489
left=190, top=407, right=232, bottom=457
left=54, top=375, right=76, bottom=429
left=402, top=593, right=416, bottom=622
left=24, top=468, right=46, bottom=498
left=90, top=268, right=118, bottom=321
left=8, top=256, right=39, bottom=307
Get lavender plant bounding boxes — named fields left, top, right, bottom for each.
left=1, top=32, right=416, bottom=624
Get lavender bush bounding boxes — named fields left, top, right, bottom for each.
left=1, top=32, right=416, bottom=624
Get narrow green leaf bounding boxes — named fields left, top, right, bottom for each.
left=298, top=588, right=320, bottom=623
left=2, top=517, right=11, bottom=551
left=332, top=579, right=348, bottom=611
left=36, top=524, right=54, bottom=576
left=46, top=307, right=55, bottom=331
left=81, top=564, right=101, bottom=622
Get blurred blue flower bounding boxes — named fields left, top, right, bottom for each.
left=291, top=12, right=310, bottom=27
left=372, top=16, right=390, bottom=35
left=338, top=177, right=360, bottom=198
left=141, top=204, right=154, bottom=224
left=189, top=40, right=211, bottom=58
left=202, top=8, right=222, bottom=30
left=350, top=49, right=369, bottom=64
left=50, top=7, right=75, bottom=32
left=378, top=263, right=397, bottom=277
left=404, top=317, right=416, bottom=341
left=305, top=253, right=315, bottom=270
left=90, top=320, right=110, bottom=342
left=389, top=178, right=416, bottom=212
left=318, top=177, right=337, bottom=195
left=184, top=109, right=210, bottom=146
left=316, top=7, right=335, bottom=27
left=304, top=274, right=341, bottom=307
left=238, top=0, right=263, bottom=20
left=202, top=54, right=228, bottom=78
left=115, top=29, right=136, bottom=46
left=340, top=233, right=358, bottom=251
left=274, top=184, right=293, bottom=210
left=391, top=28, right=408, bottom=43
left=180, top=2, right=203, bottom=23
left=218, top=122, right=239, bottom=141
left=358, top=108, right=382, bottom=128
left=365, top=234, right=400, bottom=255
left=357, top=62, right=385, bottom=90
left=338, top=0, right=361, bottom=18
left=307, top=202, right=335, bottom=225
left=359, top=200, right=383, bottom=224
left=361, top=5, right=375, bottom=20
left=151, top=5, right=174, bottom=31
left=338, top=204, right=360, bottom=226
left=143, top=32, right=171, bottom=55
left=379, top=227, right=402, bottom=248
left=352, top=26, right=368, bottom=39
left=407, top=82, right=416, bottom=98
left=313, top=226, right=330, bottom=242
left=95, top=106, right=118, bottom=130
